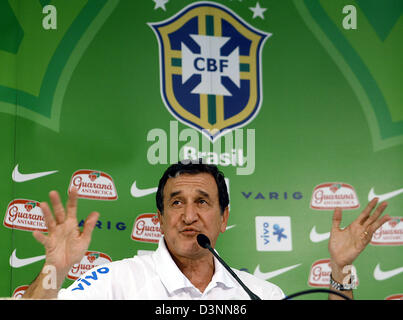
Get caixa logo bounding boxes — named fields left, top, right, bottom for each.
left=241, top=191, right=303, bottom=200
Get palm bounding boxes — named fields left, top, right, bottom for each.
left=44, top=217, right=87, bottom=271
left=33, top=189, right=99, bottom=276
left=328, top=199, right=390, bottom=269
left=329, top=221, right=369, bottom=267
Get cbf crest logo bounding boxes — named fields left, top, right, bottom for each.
left=149, top=2, right=271, bottom=141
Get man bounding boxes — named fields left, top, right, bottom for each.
left=23, top=162, right=390, bottom=299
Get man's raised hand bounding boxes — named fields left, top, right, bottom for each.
left=32, top=188, right=99, bottom=287
left=328, top=198, right=391, bottom=276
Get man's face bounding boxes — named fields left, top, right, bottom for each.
left=157, top=172, right=229, bottom=260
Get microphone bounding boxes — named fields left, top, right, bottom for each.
left=197, top=233, right=261, bottom=300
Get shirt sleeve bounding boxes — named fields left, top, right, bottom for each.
left=58, top=265, right=113, bottom=300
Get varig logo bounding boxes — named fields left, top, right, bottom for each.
left=242, top=191, right=303, bottom=200
left=310, top=183, right=360, bottom=210
left=149, top=2, right=270, bottom=141
left=3, top=199, right=47, bottom=232
left=371, top=217, right=403, bottom=246
left=131, top=213, right=162, bottom=243
left=68, top=169, right=118, bottom=200
left=67, top=251, right=112, bottom=280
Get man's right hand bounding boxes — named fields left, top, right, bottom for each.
left=24, top=188, right=99, bottom=298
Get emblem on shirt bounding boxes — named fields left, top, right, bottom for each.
left=148, top=2, right=271, bottom=141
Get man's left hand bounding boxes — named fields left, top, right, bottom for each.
left=328, top=198, right=391, bottom=279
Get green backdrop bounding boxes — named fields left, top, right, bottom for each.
left=1, top=0, right=402, bottom=300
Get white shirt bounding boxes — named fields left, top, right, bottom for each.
left=58, top=237, right=285, bottom=300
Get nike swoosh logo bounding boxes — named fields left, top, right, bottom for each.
left=12, top=164, right=58, bottom=183
left=130, top=181, right=158, bottom=198
left=309, top=226, right=330, bottom=243
left=10, top=249, right=46, bottom=268
left=368, top=187, right=403, bottom=202
left=374, top=264, right=403, bottom=281
left=253, top=263, right=301, bottom=280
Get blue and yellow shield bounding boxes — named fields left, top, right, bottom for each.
left=149, top=2, right=270, bottom=141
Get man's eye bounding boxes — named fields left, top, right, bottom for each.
left=199, top=199, right=207, bottom=204
left=172, top=200, right=181, bottom=206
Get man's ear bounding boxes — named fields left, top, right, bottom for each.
left=157, top=210, right=164, bottom=235
left=220, top=207, right=230, bottom=233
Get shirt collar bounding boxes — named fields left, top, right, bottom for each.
left=209, top=248, right=237, bottom=290
left=153, top=237, right=236, bottom=294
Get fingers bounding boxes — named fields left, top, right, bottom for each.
left=332, top=207, right=342, bottom=231
left=357, top=197, right=379, bottom=225
left=49, top=190, right=65, bottom=224
left=32, top=230, right=48, bottom=246
left=66, top=187, right=79, bottom=220
left=81, top=211, right=100, bottom=243
left=368, top=214, right=392, bottom=234
left=363, top=201, right=388, bottom=228
left=40, top=189, right=81, bottom=235
left=39, top=201, right=56, bottom=232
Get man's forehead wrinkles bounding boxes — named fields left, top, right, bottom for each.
left=170, top=176, right=211, bottom=185
left=163, top=173, right=218, bottom=200
left=166, top=174, right=216, bottom=188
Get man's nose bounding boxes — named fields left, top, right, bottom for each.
left=183, top=203, right=198, bottom=224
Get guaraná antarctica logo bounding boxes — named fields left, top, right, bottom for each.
left=131, top=213, right=162, bottom=243
left=68, top=169, right=118, bottom=200
left=308, top=259, right=359, bottom=288
left=310, top=182, right=360, bottom=210
left=148, top=1, right=271, bottom=141
left=371, top=217, right=403, bottom=246
left=3, top=199, right=46, bottom=232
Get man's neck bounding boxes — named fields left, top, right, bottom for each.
left=170, top=251, right=215, bottom=293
